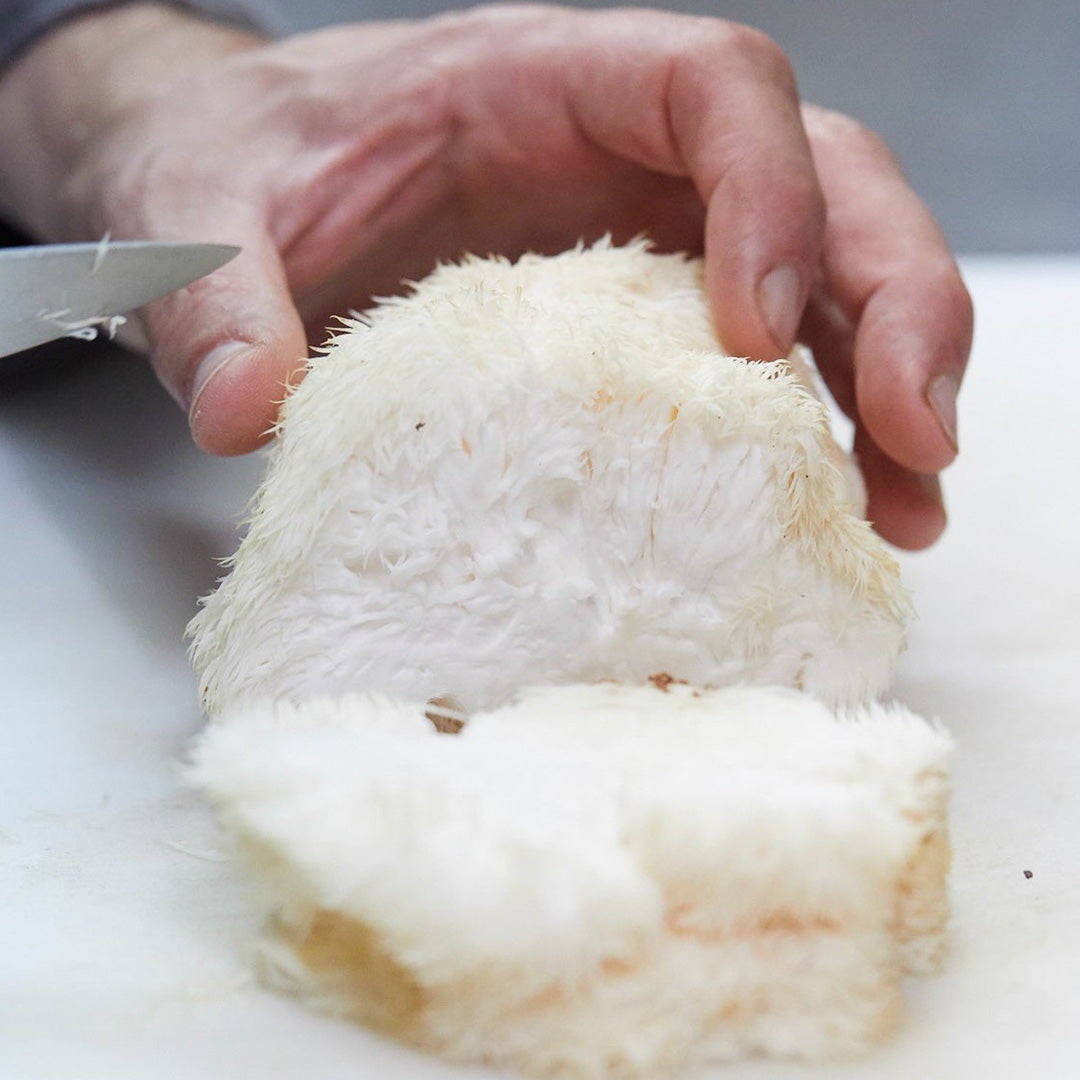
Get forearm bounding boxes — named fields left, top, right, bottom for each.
left=0, top=2, right=262, bottom=238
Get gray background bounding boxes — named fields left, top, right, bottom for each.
left=272, top=0, right=1079, bottom=254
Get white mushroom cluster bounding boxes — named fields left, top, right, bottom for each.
left=188, top=241, right=950, bottom=1079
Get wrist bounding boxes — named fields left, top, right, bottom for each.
left=0, top=2, right=263, bottom=239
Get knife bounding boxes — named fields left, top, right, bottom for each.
left=0, top=240, right=240, bottom=359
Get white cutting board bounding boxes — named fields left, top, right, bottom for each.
left=2, top=257, right=1078, bottom=1079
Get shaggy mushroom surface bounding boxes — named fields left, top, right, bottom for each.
left=188, top=242, right=949, bottom=1079
left=190, top=241, right=910, bottom=715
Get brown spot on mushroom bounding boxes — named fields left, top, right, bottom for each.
left=425, top=696, right=467, bottom=734
left=648, top=673, right=687, bottom=693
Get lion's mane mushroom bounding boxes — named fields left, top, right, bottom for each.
left=190, top=240, right=910, bottom=715
left=187, top=241, right=951, bottom=1079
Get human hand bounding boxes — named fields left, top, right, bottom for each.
left=0, top=2, right=970, bottom=549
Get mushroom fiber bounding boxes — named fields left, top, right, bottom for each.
left=187, top=241, right=950, bottom=1078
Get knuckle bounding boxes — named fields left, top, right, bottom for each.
left=669, top=19, right=797, bottom=91
left=905, top=258, right=974, bottom=362
left=749, top=168, right=826, bottom=252
left=941, top=267, right=975, bottom=338
left=794, top=170, right=828, bottom=233
left=807, top=105, right=896, bottom=166
left=719, top=21, right=782, bottom=62
left=719, top=22, right=797, bottom=90
left=919, top=250, right=972, bottom=312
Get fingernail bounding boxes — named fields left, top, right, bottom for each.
left=758, top=264, right=804, bottom=354
left=189, top=341, right=249, bottom=420
left=926, top=373, right=960, bottom=454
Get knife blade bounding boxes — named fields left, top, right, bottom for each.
left=0, top=240, right=240, bottom=359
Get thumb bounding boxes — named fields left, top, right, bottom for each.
left=142, top=227, right=307, bottom=456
